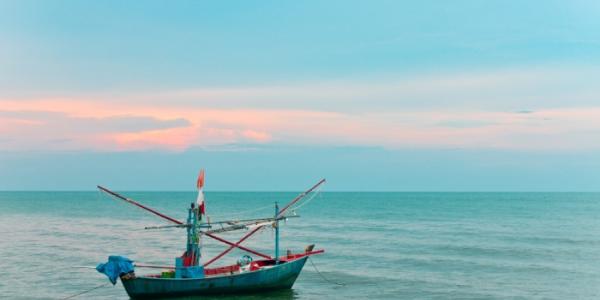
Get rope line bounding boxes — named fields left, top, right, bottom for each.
left=61, top=282, right=109, bottom=299
left=288, top=186, right=323, bottom=212
left=308, top=256, right=345, bottom=286
left=209, top=203, right=274, bottom=219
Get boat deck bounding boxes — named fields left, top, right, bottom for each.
left=145, top=250, right=324, bottom=279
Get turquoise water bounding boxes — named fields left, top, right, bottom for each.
left=1, top=192, right=600, bottom=299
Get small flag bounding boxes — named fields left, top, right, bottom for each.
left=196, top=169, right=205, bottom=215
left=196, top=169, right=205, bottom=189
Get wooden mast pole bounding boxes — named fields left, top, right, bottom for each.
left=278, top=178, right=326, bottom=216
left=97, top=185, right=184, bottom=225
left=97, top=185, right=272, bottom=259
left=275, top=202, right=280, bottom=264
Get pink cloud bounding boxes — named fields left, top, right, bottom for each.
left=107, top=126, right=201, bottom=152
left=1, top=98, right=600, bottom=151
left=0, top=117, right=44, bottom=132
left=241, top=130, right=272, bottom=143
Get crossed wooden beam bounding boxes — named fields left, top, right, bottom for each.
left=97, top=178, right=325, bottom=267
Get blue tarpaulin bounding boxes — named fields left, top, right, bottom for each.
left=96, top=256, right=135, bottom=285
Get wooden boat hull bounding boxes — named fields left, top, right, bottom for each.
left=122, top=257, right=308, bottom=299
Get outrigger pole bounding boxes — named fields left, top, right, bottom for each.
left=97, top=185, right=272, bottom=259
left=97, top=185, right=182, bottom=224
left=202, top=178, right=326, bottom=267
left=278, top=178, right=326, bottom=217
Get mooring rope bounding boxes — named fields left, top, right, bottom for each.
left=308, top=256, right=345, bottom=286
left=60, top=282, right=109, bottom=299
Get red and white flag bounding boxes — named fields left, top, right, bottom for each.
left=196, top=169, right=206, bottom=216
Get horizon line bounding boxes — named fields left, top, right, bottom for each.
left=1, top=190, right=599, bottom=193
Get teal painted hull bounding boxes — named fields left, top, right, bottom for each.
left=122, top=257, right=308, bottom=299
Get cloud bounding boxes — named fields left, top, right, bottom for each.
left=0, top=110, right=190, bottom=132
left=240, top=130, right=272, bottom=143
left=435, top=120, right=498, bottom=128
left=515, top=110, right=534, bottom=114
left=19, top=65, right=593, bottom=113
left=2, top=102, right=599, bottom=152
left=0, top=110, right=194, bottom=151
left=1, top=67, right=600, bottom=152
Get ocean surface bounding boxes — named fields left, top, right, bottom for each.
left=1, top=191, right=599, bottom=299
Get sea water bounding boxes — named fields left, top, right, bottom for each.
left=1, top=192, right=599, bottom=299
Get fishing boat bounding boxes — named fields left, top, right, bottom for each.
left=95, top=170, right=326, bottom=299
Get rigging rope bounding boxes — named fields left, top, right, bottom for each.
left=209, top=203, right=274, bottom=219
left=60, top=282, right=109, bottom=299
left=287, top=186, right=323, bottom=213
left=308, top=256, right=345, bottom=286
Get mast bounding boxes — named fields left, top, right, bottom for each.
left=274, top=202, right=280, bottom=264
left=193, top=168, right=205, bottom=267
left=193, top=201, right=200, bottom=266
left=193, top=203, right=200, bottom=266
left=183, top=203, right=200, bottom=267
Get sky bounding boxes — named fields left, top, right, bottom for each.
left=1, top=0, right=599, bottom=191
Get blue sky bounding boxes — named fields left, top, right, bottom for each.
left=0, top=1, right=599, bottom=190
